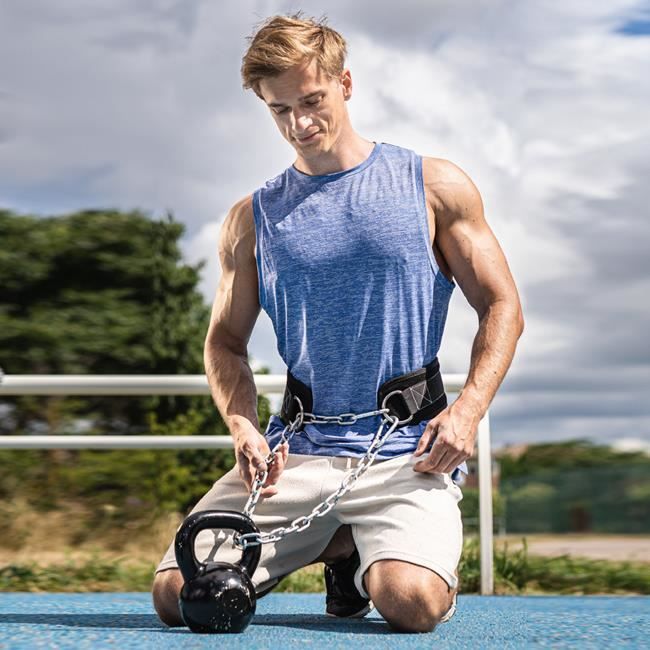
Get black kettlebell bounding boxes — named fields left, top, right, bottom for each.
left=174, top=510, right=262, bottom=634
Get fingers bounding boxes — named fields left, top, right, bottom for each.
left=260, top=485, right=278, bottom=498
left=438, top=450, right=466, bottom=475
left=431, top=450, right=464, bottom=475
left=236, top=436, right=291, bottom=499
left=413, top=434, right=450, bottom=473
left=415, top=447, right=466, bottom=474
left=413, top=404, right=477, bottom=475
left=237, top=457, right=253, bottom=492
left=413, top=424, right=469, bottom=474
left=413, top=423, right=435, bottom=457
left=236, top=437, right=268, bottom=492
left=262, top=442, right=289, bottom=497
left=249, top=446, right=269, bottom=475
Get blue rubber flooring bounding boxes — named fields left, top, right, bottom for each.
left=0, top=593, right=648, bottom=649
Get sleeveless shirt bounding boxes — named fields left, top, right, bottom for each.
left=252, top=141, right=465, bottom=476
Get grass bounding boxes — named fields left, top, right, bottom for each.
left=1, top=538, right=648, bottom=594
left=1, top=502, right=647, bottom=594
left=462, top=538, right=650, bottom=595
left=0, top=555, right=156, bottom=592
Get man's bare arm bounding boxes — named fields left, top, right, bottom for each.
left=204, top=194, right=262, bottom=437
left=414, top=158, right=524, bottom=472
left=204, top=195, right=288, bottom=494
left=426, top=158, right=524, bottom=420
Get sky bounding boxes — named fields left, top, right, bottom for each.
left=1, top=1, right=648, bottom=450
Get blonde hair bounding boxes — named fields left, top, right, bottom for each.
left=241, top=11, right=347, bottom=99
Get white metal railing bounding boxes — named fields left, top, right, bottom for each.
left=0, top=373, right=494, bottom=594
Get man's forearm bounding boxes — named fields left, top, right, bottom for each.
left=455, top=300, right=524, bottom=420
left=204, top=342, right=261, bottom=439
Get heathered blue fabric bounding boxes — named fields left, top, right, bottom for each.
left=252, top=141, right=466, bottom=476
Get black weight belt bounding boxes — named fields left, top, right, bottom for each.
left=279, top=356, right=447, bottom=427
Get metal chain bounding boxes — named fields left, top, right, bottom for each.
left=233, top=395, right=405, bottom=550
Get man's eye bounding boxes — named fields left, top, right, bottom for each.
left=274, top=97, right=320, bottom=115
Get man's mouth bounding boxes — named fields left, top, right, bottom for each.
left=296, top=131, right=320, bottom=143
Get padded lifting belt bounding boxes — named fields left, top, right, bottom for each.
left=279, top=357, right=447, bottom=427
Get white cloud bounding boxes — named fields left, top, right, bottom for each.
left=1, top=0, right=648, bottom=447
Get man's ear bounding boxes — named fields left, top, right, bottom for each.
left=340, top=68, right=352, bottom=100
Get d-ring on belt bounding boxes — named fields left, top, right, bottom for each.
left=233, top=357, right=447, bottom=550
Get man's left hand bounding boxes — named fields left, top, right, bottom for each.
left=412, top=401, right=480, bottom=474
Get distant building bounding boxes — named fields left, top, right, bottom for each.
left=497, top=443, right=530, bottom=460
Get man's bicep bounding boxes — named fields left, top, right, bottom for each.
left=206, top=197, right=261, bottom=354
left=434, top=165, right=520, bottom=319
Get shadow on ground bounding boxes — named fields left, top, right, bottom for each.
left=0, top=614, right=165, bottom=630
left=0, top=612, right=390, bottom=634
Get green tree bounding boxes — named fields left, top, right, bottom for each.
left=0, top=208, right=210, bottom=432
left=0, top=208, right=272, bottom=520
left=498, top=440, right=647, bottom=479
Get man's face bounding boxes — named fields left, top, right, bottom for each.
left=258, top=57, right=351, bottom=157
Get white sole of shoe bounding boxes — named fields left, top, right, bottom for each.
left=439, top=593, right=457, bottom=624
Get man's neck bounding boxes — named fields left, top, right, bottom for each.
left=293, top=132, right=375, bottom=176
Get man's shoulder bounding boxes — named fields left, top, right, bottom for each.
left=225, top=194, right=254, bottom=228
left=420, top=155, right=472, bottom=189
left=219, top=194, right=255, bottom=254
left=222, top=165, right=291, bottom=238
left=420, top=156, right=483, bottom=216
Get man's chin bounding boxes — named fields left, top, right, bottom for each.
left=289, top=135, right=330, bottom=159
left=294, top=144, right=325, bottom=158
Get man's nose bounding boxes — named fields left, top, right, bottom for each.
left=291, top=110, right=313, bottom=131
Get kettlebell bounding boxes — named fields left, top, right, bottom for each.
left=174, top=510, right=262, bottom=634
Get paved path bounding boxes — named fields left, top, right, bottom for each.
left=0, top=593, right=648, bottom=648
left=498, top=535, right=650, bottom=563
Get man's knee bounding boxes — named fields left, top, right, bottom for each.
left=364, top=560, right=454, bottom=633
left=152, top=568, right=185, bottom=627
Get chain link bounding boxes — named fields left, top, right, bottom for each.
left=233, top=396, right=402, bottom=551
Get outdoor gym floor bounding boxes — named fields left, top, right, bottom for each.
left=1, top=592, right=648, bottom=648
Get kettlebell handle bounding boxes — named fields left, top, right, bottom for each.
left=174, top=510, right=262, bottom=584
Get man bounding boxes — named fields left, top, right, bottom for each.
left=152, top=13, right=524, bottom=633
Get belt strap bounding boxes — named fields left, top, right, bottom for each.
left=279, top=357, right=447, bottom=427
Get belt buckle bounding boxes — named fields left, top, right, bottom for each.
left=381, top=389, right=414, bottom=426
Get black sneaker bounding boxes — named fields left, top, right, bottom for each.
left=324, top=548, right=373, bottom=618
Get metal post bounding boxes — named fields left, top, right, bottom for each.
left=477, top=411, right=494, bottom=594
left=0, top=435, right=236, bottom=449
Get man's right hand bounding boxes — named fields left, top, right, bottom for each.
left=233, top=426, right=289, bottom=498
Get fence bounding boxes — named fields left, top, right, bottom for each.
left=0, top=372, right=494, bottom=594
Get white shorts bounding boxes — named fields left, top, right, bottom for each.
left=155, top=452, right=463, bottom=598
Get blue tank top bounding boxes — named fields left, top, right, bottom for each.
left=253, top=141, right=465, bottom=475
